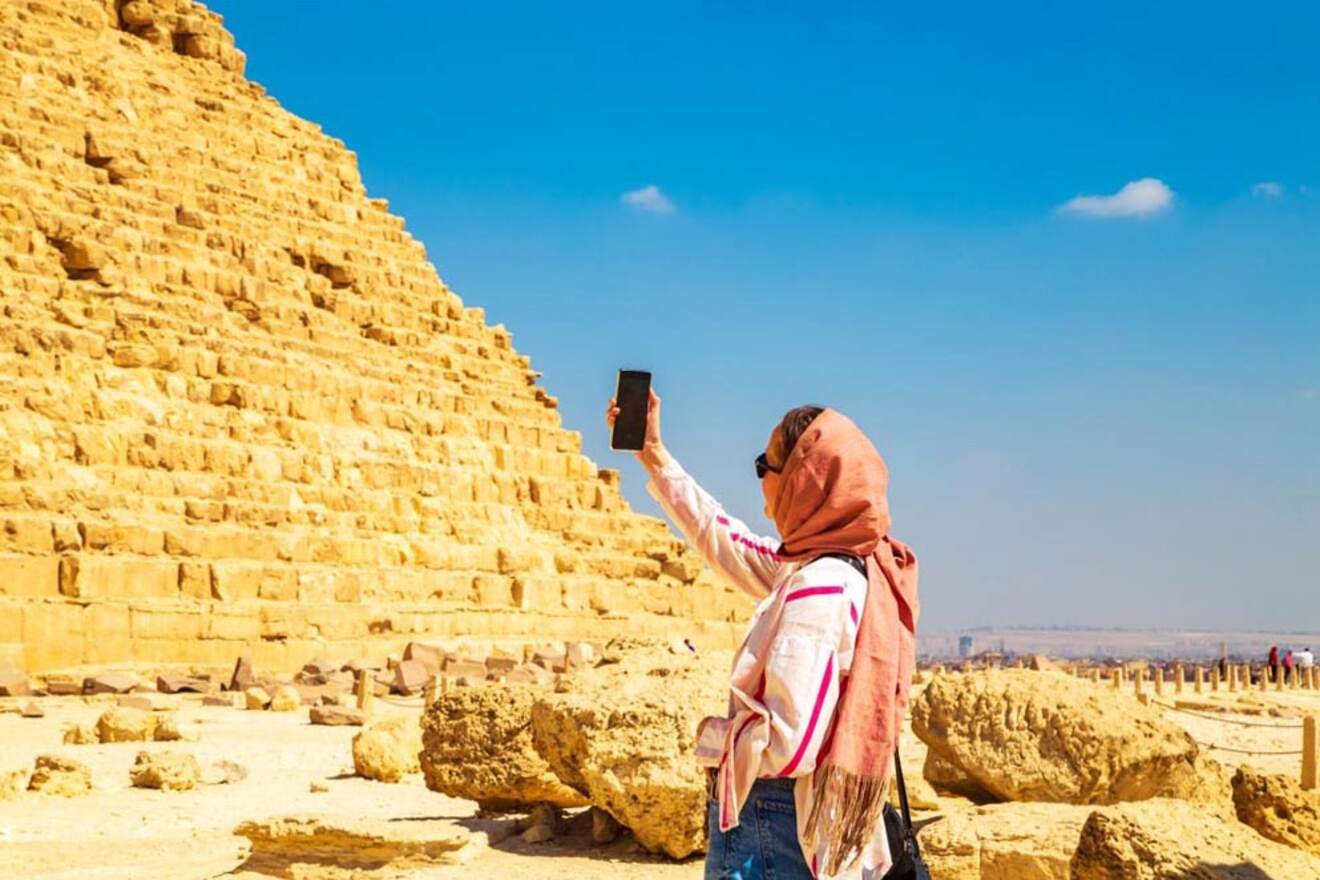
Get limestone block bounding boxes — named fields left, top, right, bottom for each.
left=96, top=707, right=158, bottom=742
left=0, top=555, right=59, bottom=598
left=352, top=716, right=422, bottom=783
left=28, top=755, right=92, bottom=797
left=1233, top=767, right=1320, bottom=856
left=130, top=750, right=200, bottom=791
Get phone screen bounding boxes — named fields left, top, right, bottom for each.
left=611, top=370, right=651, bottom=451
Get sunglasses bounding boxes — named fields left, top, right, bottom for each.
left=754, top=452, right=782, bottom=480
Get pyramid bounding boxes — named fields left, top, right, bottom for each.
left=0, top=0, right=747, bottom=673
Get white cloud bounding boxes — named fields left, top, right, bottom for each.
left=1252, top=181, right=1283, bottom=199
left=1057, top=178, right=1174, bottom=218
left=620, top=184, right=675, bottom=215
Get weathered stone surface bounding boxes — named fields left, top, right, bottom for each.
left=392, top=660, right=430, bottom=696
left=268, top=685, right=300, bottom=712
left=421, top=682, right=586, bottom=809
left=130, top=750, right=201, bottom=791
left=0, top=667, right=30, bottom=696
left=0, top=0, right=745, bottom=677
left=156, top=675, right=209, bottom=694
left=924, top=749, right=996, bottom=803
left=530, top=646, right=729, bottom=858
left=202, top=760, right=248, bottom=785
left=912, top=670, right=1199, bottom=804
left=1070, top=798, right=1320, bottom=878
left=1232, top=767, right=1320, bottom=857
left=919, top=802, right=1092, bottom=880
left=352, top=716, right=422, bottom=783
left=230, top=656, right=255, bottom=692
left=233, top=815, right=474, bottom=872
left=153, top=715, right=187, bottom=742
left=84, top=673, right=139, bottom=695
left=28, top=755, right=91, bottom=796
left=245, top=686, right=272, bottom=710
left=96, top=706, right=157, bottom=742
left=309, top=705, right=365, bottom=726
left=1, top=767, right=28, bottom=799
left=63, top=722, right=98, bottom=745
left=20, top=701, right=44, bottom=718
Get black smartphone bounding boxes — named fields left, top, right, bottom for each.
left=611, top=369, right=651, bottom=451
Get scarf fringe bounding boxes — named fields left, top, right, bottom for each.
left=802, top=765, right=890, bottom=877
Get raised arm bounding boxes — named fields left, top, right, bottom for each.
left=607, top=387, right=783, bottom=599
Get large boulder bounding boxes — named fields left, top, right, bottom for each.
left=1070, top=798, right=1320, bottom=877
left=911, top=670, right=1198, bottom=804
left=353, top=716, right=422, bottom=783
left=420, top=682, right=586, bottom=810
left=1232, top=767, right=1320, bottom=856
left=96, top=706, right=158, bottom=743
left=530, top=646, right=730, bottom=859
left=919, top=802, right=1092, bottom=880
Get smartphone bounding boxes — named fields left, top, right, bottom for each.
left=611, top=369, right=651, bottom=451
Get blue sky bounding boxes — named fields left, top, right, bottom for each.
left=214, top=2, right=1318, bottom=633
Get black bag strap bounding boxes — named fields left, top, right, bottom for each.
left=893, top=749, right=913, bottom=832
left=812, top=552, right=867, bottom=578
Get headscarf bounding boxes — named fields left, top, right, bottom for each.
left=772, top=409, right=919, bottom=876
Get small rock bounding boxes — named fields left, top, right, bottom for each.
left=0, top=667, right=31, bottom=697
left=309, top=705, right=365, bottom=726
left=353, top=716, right=422, bottom=782
left=392, top=659, right=429, bottom=695
left=62, top=722, right=97, bottom=745
left=44, top=677, right=82, bottom=696
left=20, top=701, right=44, bottom=718
left=402, top=642, right=446, bottom=674
left=269, top=685, right=300, bottom=712
left=96, top=706, right=157, bottom=743
left=130, top=750, right=201, bottom=791
left=1, top=767, right=28, bottom=799
left=591, top=807, right=621, bottom=844
left=156, top=675, right=210, bottom=694
left=84, top=672, right=138, bottom=695
left=244, top=686, right=272, bottom=710
left=309, top=781, right=328, bottom=793
left=203, top=694, right=237, bottom=708
left=230, top=655, right=255, bottom=691
left=301, top=658, right=340, bottom=678
left=115, top=694, right=155, bottom=711
left=201, top=760, right=247, bottom=785
left=506, top=663, right=553, bottom=686
left=153, top=715, right=187, bottom=742
left=28, top=755, right=92, bottom=797
left=522, top=823, right=556, bottom=844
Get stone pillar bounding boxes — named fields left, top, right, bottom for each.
left=1090, top=668, right=1100, bottom=684
left=1195, top=667, right=1204, bottom=694
left=1134, top=668, right=1144, bottom=697
left=1175, top=664, right=1184, bottom=694
left=1277, top=668, right=1285, bottom=692
left=1304, top=717, right=1319, bottom=791
left=1155, top=667, right=1164, bottom=696
left=1261, top=668, right=1269, bottom=692
left=1228, top=664, right=1237, bottom=692
left=1112, top=669, right=1122, bottom=689
left=1211, top=667, right=1220, bottom=692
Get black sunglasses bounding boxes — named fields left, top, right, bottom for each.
left=755, top=453, right=782, bottom=479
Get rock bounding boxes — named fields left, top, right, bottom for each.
left=919, top=802, right=1092, bottom=880
left=234, top=815, right=474, bottom=871
left=202, top=760, right=248, bottom=785
left=245, top=686, right=272, bottom=710
left=421, top=682, right=587, bottom=810
left=153, top=715, right=187, bottom=742
left=230, top=655, right=255, bottom=691
left=1029, top=655, right=1062, bottom=672
left=269, top=685, right=300, bottom=712
left=530, top=646, right=730, bottom=859
left=309, top=781, right=328, bottom=793
left=203, top=693, right=238, bottom=708
left=392, top=659, right=430, bottom=695
left=115, top=694, right=155, bottom=711
left=1070, top=798, right=1320, bottom=878
left=0, top=667, right=31, bottom=696
left=1232, top=767, right=1320, bottom=856
left=63, top=722, right=97, bottom=744
left=923, top=749, right=995, bottom=803
left=130, top=750, right=201, bottom=791
left=96, top=706, right=157, bottom=742
left=522, top=823, right=556, bottom=843
left=20, top=701, right=44, bottom=718
left=911, top=670, right=1198, bottom=804
left=84, top=672, right=138, bottom=695
left=352, top=716, right=422, bottom=783
left=28, top=755, right=92, bottom=796
left=301, top=658, right=339, bottom=678
left=403, top=641, right=446, bottom=673
left=44, top=677, right=82, bottom=696
left=506, top=663, right=553, bottom=686
left=591, top=806, right=621, bottom=844
left=156, top=675, right=210, bottom=694
left=2, top=767, right=29, bottom=799
left=309, top=705, right=365, bottom=726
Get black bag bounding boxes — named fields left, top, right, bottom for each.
left=882, top=751, right=931, bottom=880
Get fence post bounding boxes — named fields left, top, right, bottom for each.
left=1195, top=667, right=1204, bottom=694
left=1277, top=668, right=1285, bottom=692
left=1112, top=668, right=1121, bottom=690
left=1228, top=664, right=1237, bottom=692
left=1175, top=663, right=1184, bottom=694
left=1091, top=668, right=1100, bottom=684
left=1134, top=668, right=1144, bottom=697
left=1303, top=717, right=1318, bottom=791
left=1211, top=667, right=1220, bottom=692
left=1155, top=667, right=1164, bottom=696
left=356, top=668, right=373, bottom=716
left=1261, top=667, right=1268, bottom=692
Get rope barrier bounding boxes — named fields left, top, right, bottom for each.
left=374, top=694, right=426, bottom=708
left=1196, top=742, right=1304, bottom=756
left=1166, top=706, right=1304, bottom=730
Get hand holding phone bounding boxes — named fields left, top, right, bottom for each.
left=609, top=370, right=651, bottom=451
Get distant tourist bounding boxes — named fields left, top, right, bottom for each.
left=1269, top=645, right=1280, bottom=682
left=1298, top=648, right=1315, bottom=670
left=609, top=390, right=918, bottom=878
left=1284, top=650, right=1295, bottom=679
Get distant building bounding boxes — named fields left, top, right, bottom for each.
left=959, top=636, right=974, bottom=658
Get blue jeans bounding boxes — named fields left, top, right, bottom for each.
left=705, top=778, right=814, bottom=880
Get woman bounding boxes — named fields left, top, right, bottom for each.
left=606, top=389, right=919, bottom=879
